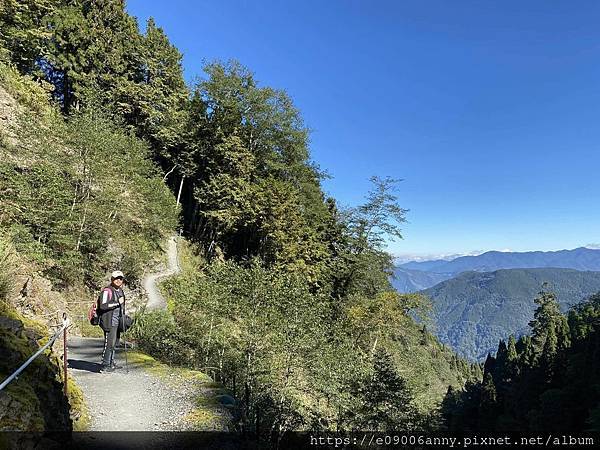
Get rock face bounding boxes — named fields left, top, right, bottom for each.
left=0, top=302, right=72, bottom=432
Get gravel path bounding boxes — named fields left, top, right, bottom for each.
left=66, top=235, right=212, bottom=434
left=143, top=235, right=180, bottom=311
left=66, top=337, right=194, bottom=431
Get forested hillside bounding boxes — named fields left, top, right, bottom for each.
left=423, top=268, right=600, bottom=360
left=391, top=267, right=452, bottom=293
left=0, top=0, right=478, bottom=439
left=443, top=289, right=600, bottom=433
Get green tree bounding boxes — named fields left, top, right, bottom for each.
left=334, top=176, right=407, bottom=298
left=131, top=17, right=189, bottom=165
left=478, top=373, right=498, bottom=431
left=351, top=348, right=418, bottom=431
left=42, top=0, right=142, bottom=113
left=529, top=286, right=571, bottom=357
left=0, top=0, right=59, bottom=73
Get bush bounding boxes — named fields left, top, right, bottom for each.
left=129, top=309, right=189, bottom=365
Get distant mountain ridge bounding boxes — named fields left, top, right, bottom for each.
left=392, top=247, right=600, bottom=293
left=400, top=247, right=600, bottom=274
left=422, top=267, right=600, bottom=361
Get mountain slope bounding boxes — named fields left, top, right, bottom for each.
left=391, top=267, right=452, bottom=293
left=423, top=268, right=600, bottom=360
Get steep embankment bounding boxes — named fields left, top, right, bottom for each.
left=0, top=301, right=73, bottom=432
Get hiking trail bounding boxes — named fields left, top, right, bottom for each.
left=67, top=235, right=232, bottom=434
left=143, top=234, right=180, bottom=311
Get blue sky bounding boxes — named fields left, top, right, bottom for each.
left=126, top=0, right=600, bottom=258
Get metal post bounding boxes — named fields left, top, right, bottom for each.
left=63, top=313, right=68, bottom=396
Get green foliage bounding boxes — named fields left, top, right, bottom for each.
left=132, top=256, right=474, bottom=435
left=0, top=71, right=178, bottom=286
left=0, top=0, right=58, bottom=73
left=0, top=234, right=15, bottom=300
left=133, top=17, right=189, bottom=161
left=42, top=0, right=142, bottom=113
left=329, top=177, right=407, bottom=299
left=443, top=288, right=600, bottom=433
left=529, top=285, right=571, bottom=357
left=347, top=348, right=419, bottom=431
left=177, top=62, right=336, bottom=283
left=424, top=268, right=600, bottom=360
left=0, top=4, right=477, bottom=436
left=0, top=61, right=54, bottom=115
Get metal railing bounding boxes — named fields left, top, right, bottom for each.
left=0, top=313, right=71, bottom=394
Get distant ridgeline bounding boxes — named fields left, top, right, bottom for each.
left=392, top=248, right=600, bottom=361
left=393, top=247, right=600, bottom=293
left=424, top=268, right=600, bottom=361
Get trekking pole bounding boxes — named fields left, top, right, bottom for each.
left=122, top=299, right=129, bottom=374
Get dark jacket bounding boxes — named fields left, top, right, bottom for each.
left=97, top=286, right=124, bottom=332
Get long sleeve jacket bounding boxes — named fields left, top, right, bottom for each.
left=98, top=286, right=124, bottom=332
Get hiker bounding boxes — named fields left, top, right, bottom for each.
left=98, top=270, right=126, bottom=373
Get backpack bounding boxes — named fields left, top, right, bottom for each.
left=88, top=301, right=99, bottom=326
left=118, top=314, right=134, bottom=333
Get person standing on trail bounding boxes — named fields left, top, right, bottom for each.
left=98, top=270, right=126, bottom=373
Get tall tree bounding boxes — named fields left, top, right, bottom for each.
left=334, top=176, right=407, bottom=298
left=0, top=0, right=59, bottom=73
left=529, top=286, right=571, bottom=357
left=351, top=348, right=418, bottom=431
left=132, top=17, right=189, bottom=165
left=42, top=0, right=142, bottom=113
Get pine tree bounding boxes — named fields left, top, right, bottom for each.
left=42, top=0, right=142, bottom=113
left=133, top=17, right=189, bottom=165
left=506, top=335, right=519, bottom=381
left=529, top=286, right=571, bottom=357
left=353, top=348, right=418, bottom=431
left=478, top=373, right=498, bottom=431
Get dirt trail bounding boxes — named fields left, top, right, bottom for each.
left=143, top=235, right=180, bottom=311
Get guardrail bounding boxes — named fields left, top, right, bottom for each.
left=0, top=313, right=71, bottom=394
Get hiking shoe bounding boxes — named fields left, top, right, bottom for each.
left=110, top=362, right=122, bottom=370
left=99, top=364, right=115, bottom=373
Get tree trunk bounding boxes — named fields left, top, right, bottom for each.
left=176, top=175, right=185, bottom=205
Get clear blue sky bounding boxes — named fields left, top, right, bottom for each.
left=126, top=0, right=600, bottom=258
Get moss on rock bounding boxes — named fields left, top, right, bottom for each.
left=0, top=300, right=72, bottom=431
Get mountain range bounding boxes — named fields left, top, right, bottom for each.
left=422, top=267, right=600, bottom=361
left=393, top=247, right=600, bottom=293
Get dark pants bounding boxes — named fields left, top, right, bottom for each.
left=101, top=326, right=119, bottom=366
